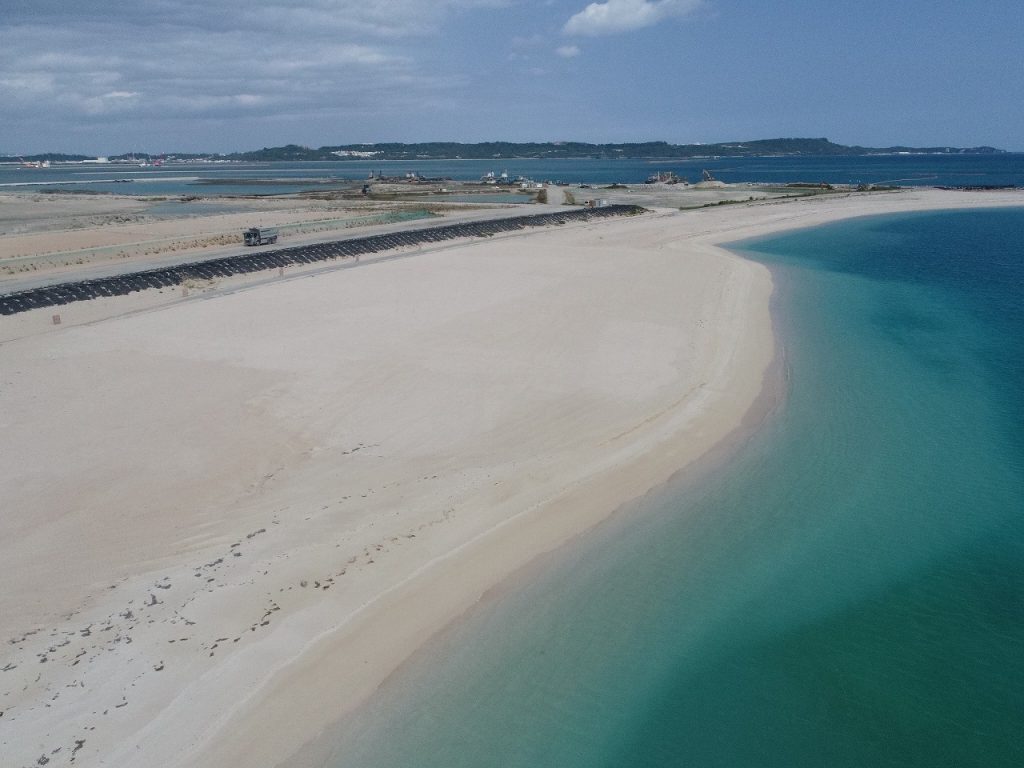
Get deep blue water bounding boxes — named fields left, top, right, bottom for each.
left=323, top=208, right=1024, bottom=767
left=2, top=154, right=1023, bottom=196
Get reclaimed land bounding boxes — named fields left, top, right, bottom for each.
left=0, top=205, right=644, bottom=315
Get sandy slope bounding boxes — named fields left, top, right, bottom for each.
left=1, top=188, right=1021, bottom=768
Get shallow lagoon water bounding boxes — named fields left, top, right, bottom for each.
left=323, top=209, right=1024, bottom=768
left=4, top=154, right=1024, bottom=195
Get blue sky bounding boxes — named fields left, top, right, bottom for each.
left=1, top=0, right=1021, bottom=154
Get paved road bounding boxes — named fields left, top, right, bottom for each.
left=0, top=203, right=575, bottom=294
left=0, top=206, right=646, bottom=316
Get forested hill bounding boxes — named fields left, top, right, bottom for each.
left=9, top=139, right=1005, bottom=163
left=219, top=138, right=1004, bottom=162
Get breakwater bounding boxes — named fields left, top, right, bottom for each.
left=0, top=205, right=644, bottom=316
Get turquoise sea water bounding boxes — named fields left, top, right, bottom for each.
left=326, top=209, right=1024, bottom=767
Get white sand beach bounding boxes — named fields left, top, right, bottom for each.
left=1, top=187, right=1022, bottom=768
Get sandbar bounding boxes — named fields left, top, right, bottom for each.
left=1, top=187, right=1022, bottom=768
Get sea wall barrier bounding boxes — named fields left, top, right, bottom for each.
left=0, top=205, right=645, bottom=316
left=2, top=209, right=438, bottom=268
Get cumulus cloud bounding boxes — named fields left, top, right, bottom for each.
left=555, top=45, right=582, bottom=58
left=564, top=0, right=701, bottom=36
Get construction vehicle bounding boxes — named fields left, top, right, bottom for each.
left=243, top=227, right=279, bottom=246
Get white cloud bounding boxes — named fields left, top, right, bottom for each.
left=0, top=2, right=467, bottom=133
left=75, top=90, right=141, bottom=116
left=556, top=45, right=581, bottom=58
left=564, top=0, right=701, bottom=36
left=0, top=73, right=56, bottom=96
left=4, top=1, right=508, bottom=38
left=0, top=0, right=516, bottom=150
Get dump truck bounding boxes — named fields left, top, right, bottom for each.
left=243, top=227, right=279, bottom=246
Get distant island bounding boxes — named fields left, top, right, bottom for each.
left=7, top=138, right=1007, bottom=164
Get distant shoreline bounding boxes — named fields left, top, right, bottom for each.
left=5, top=137, right=1010, bottom=164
